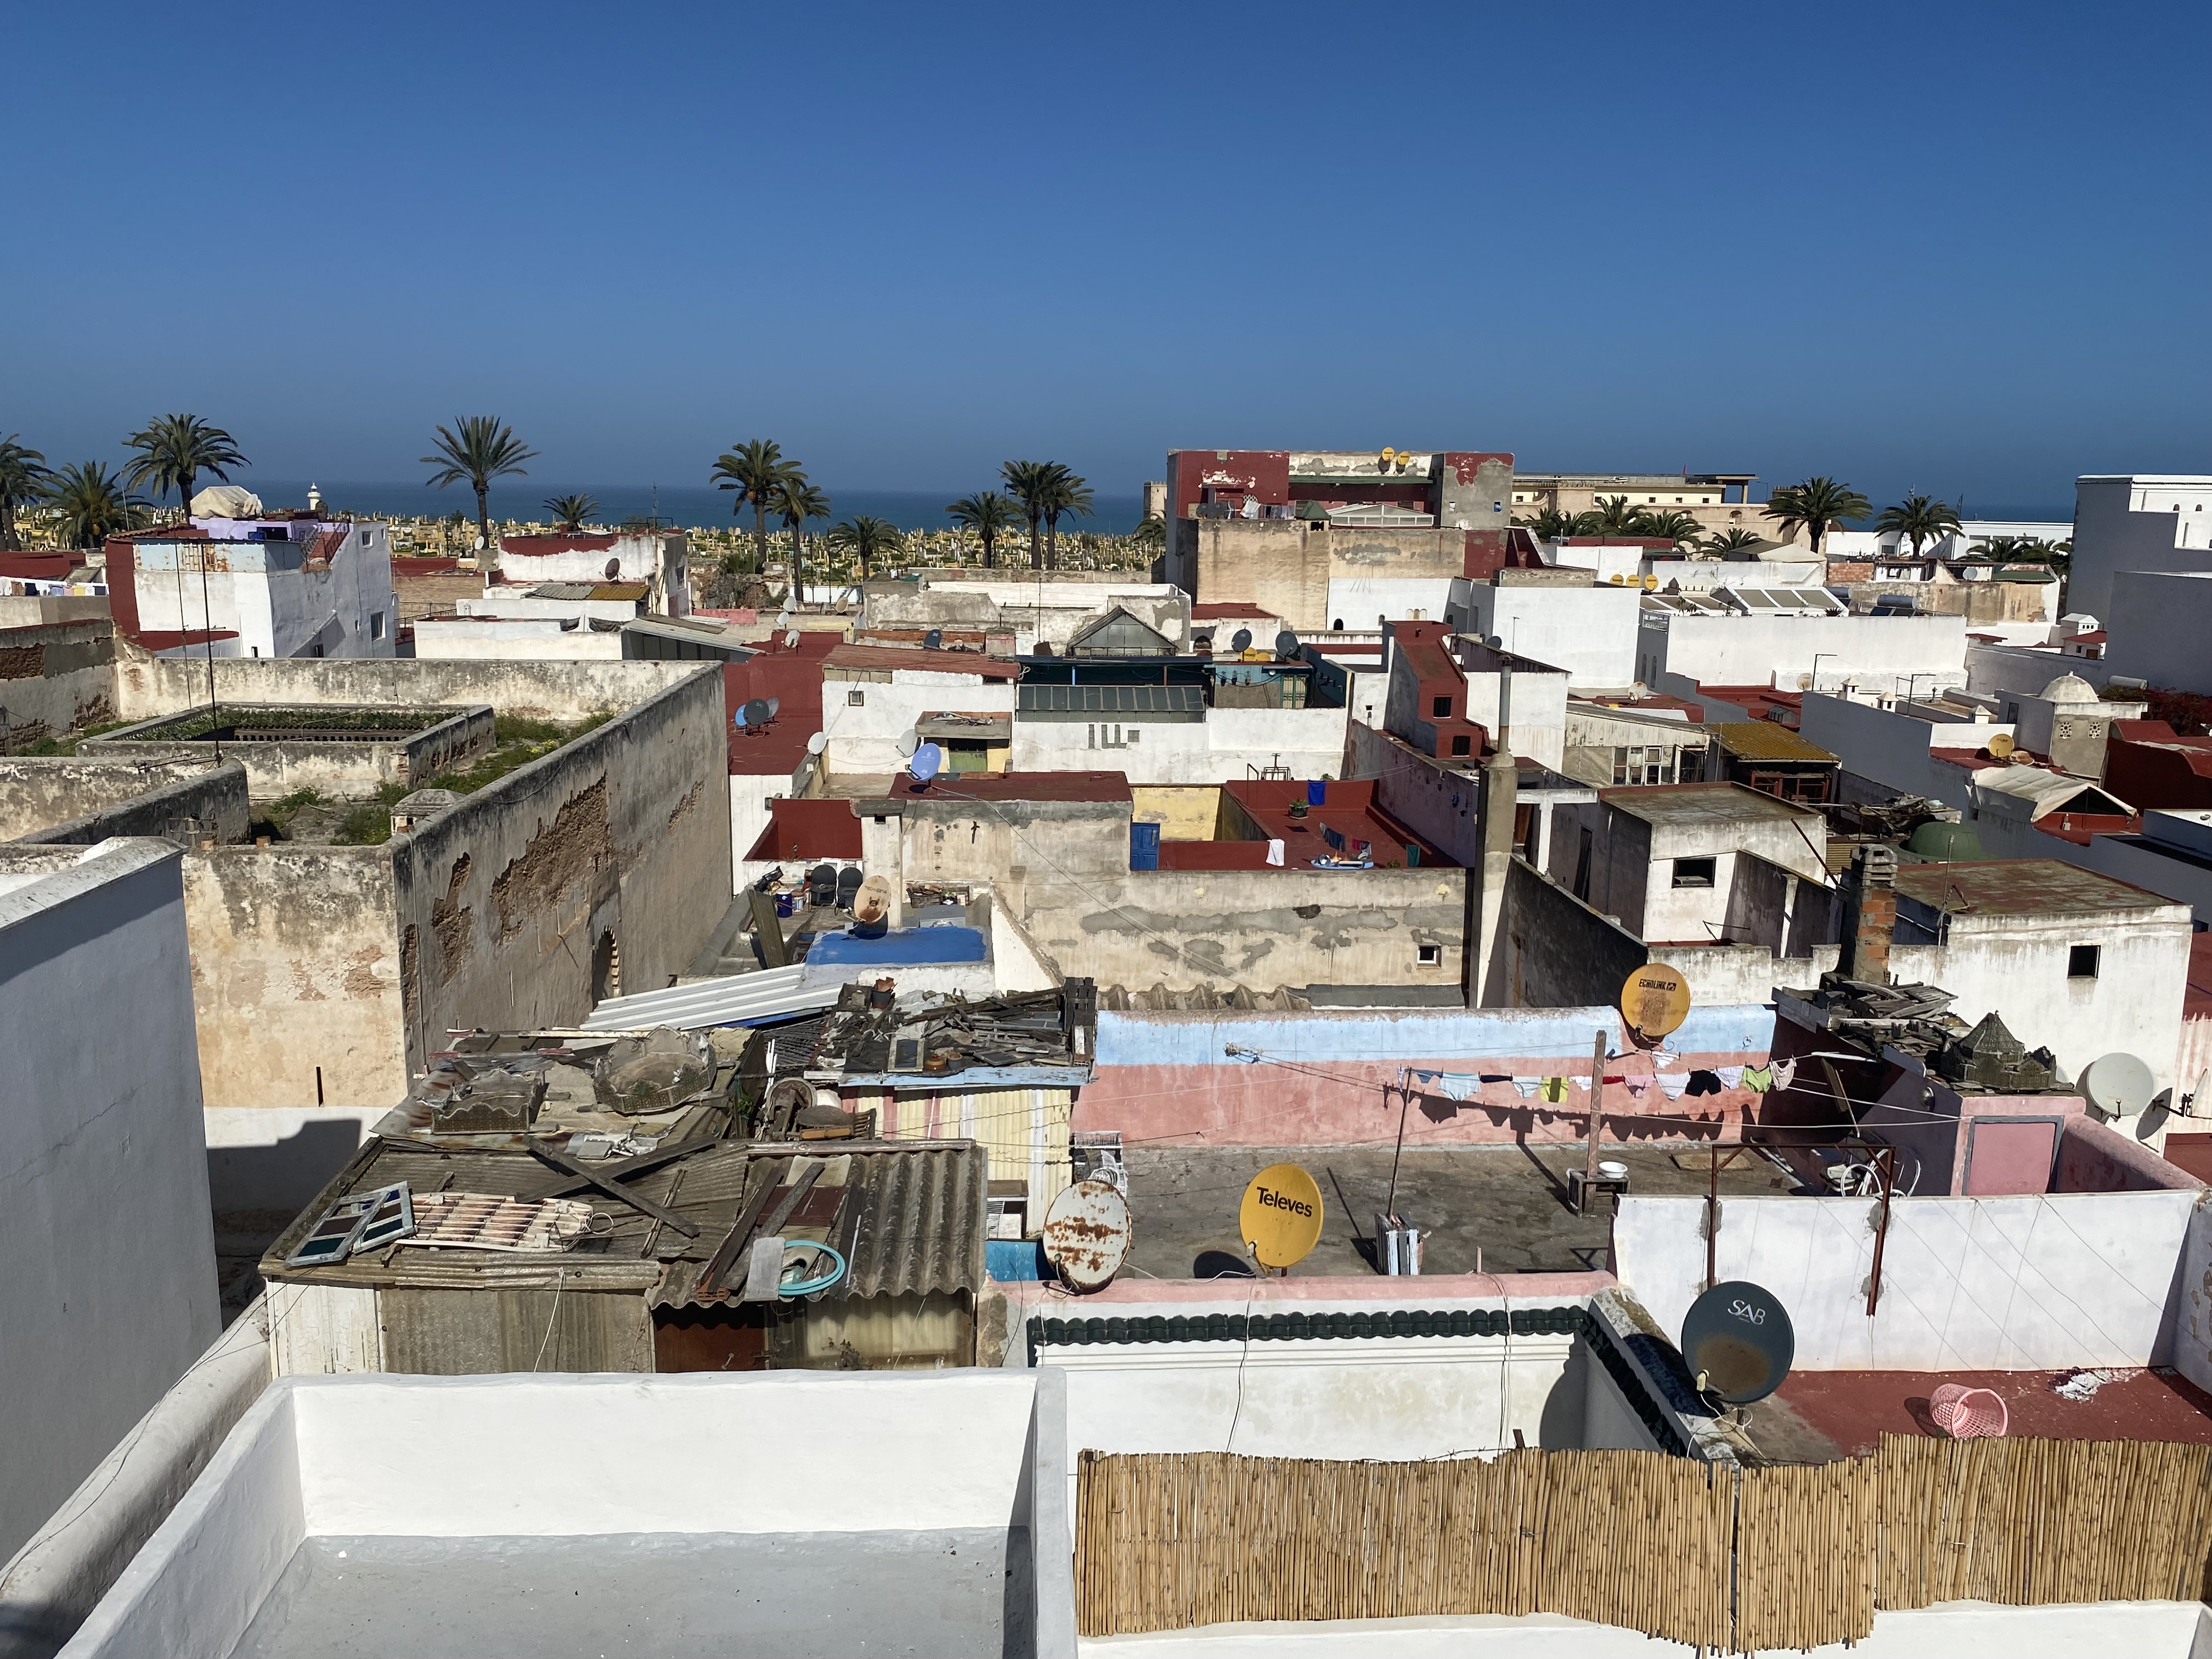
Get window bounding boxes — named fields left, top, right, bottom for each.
left=1612, top=745, right=1675, bottom=786
left=1417, top=944, right=1442, bottom=967
left=1672, top=856, right=1716, bottom=888
left=847, top=688, right=865, bottom=706
left=2068, top=944, right=2100, bottom=979
left=369, top=611, right=385, bottom=640
left=1449, top=733, right=1471, bottom=757
left=1432, top=695, right=1452, bottom=718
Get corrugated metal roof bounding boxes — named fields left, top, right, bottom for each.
left=582, top=965, right=838, bottom=1031
left=1017, top=683, right=1206, bottom=715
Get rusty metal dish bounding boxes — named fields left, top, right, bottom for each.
left=1041, top=1178, right=1132, bottom=1292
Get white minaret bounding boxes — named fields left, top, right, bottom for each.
left=306, top=482, right=323, bottom=512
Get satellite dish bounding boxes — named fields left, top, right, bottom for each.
left=1231, top=628, right=1253, bottom=652
left=765, top=696, right=781, bottom=718
left=784, top=629, right=801, bottom=649
left=776, top=609, right=793, bottom=630
left=740, top=698, right=772, bottom=728
left=2138, top=1091, right=2174, bottom=1142
left=851, top=872, right=894, bottom=929
left=1620, top=963, right=1690, bottom=1040
left=805, top=731, right=827, bottom=755
left=1239, top=1163, right=1323, bottom=1270
left=909, top=742, right=943, bottom=783
left=895, top=729, right=920, bottom=759
left=1274, top=629, right=1300, bottom=658
left=923, top=628, right=943, bottom=651
left=2083, top=1052, right=2157, bottom=1118
left=604, top=557, right=621, bottom=580
left=1483, top=635, right=1504, bottom=650
left=1795, top=673, right=1815, bottom=691
left=1987, top=732, right=2016, bottom=760
left=1042, top=1180, right=1133, bottom=1291
left=1680, top=1280, right=1795, bottom=1405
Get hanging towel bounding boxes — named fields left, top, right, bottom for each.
left=1655, top=1070, right=1691, bottom=1099
left=1740, top=1065, right=1774, bottom=1093
left=1770, top=1058, right=1798, bottom=1093
left=1685, top=1070, right=1724, bottom=1096
left=1266, top=838, right=1285, bottom=867
left=1539, top=1076, right=1571, bottom=1104
left=1511, top=1076, right=1542, bottom=1098
left=1717, top=1065, right=1745, bottom=1089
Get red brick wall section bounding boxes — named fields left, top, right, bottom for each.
left=103, top=538, right=142, bottom=637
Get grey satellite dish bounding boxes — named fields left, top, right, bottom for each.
left=909, top=743, right=943, bottom=783
left=2083, top=1052, right=2157, bottom=1119
left=895, top=729, right=920, bottom=759
left=1231, top=627, right=1253, bottom=652
left=1274, top=629, right=1300, bottom=658
left=924, top=628, right=943, bottom=650
left=740, top=698, right=772, bottom=729
left=1484, top=634, right=1504, bottom=650
left=806, top=731, right=827, bottom=755
left=765, top=696, right=780, bottom=718
left=1680, top=1280, right=1795, bottom=1405
left=2138, top=1090, right=2175, bottom=1142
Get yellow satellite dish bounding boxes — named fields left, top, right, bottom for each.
left=1620, top=962, right=1691, bottom=1040
left=1239, top=1163, right=1324, bottom=1269
left=1643, top=573, right=1658, bottom=590
left=1987, top=732, right=2016, bottom=760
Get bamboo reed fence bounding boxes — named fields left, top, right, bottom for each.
left=1075, top=1438, right=2212, bottom=1652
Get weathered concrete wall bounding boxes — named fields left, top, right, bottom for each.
left=891, top=795, right=1464, bottom=994
left=1009, top=706, right=1348, bottom=786
left=862, top=575, right=1188, bottom=651
left=112, top=655, right=697, bottom=724
left=180, top=848, right=408, bottom=1111
left=1494, top=857, right=1650, bottom=1010
left=86, top=706, right=494, bottom=799
left=1076, top=1003, right=1778, bottom=1147
left=1347, top=721, right=1486, bottom=868
left=0, top=839, right=219, bottom=1563
left=0, top=617, right=119, bottom=752
left=0, top=757, right=245, bottom=843
left=389, top=665, right=729, bottom=1070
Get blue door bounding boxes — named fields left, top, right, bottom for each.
left=1130, top=821, right=1161, bottom=870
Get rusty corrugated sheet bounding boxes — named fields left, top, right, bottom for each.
left=378, top=1285, right=653, bottom=1375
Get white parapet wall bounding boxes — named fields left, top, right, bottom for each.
left=1614, top=1190, right=2198, bottom=1372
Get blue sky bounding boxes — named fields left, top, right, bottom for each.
left=9, top=1, right=2207, bottom=509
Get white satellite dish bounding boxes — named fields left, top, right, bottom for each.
left=895, top=729, right=920, bottom=759
left=2082, top=1052, right=2157, bottom=1119
left=765, top=696, right=781, bottom=718
left=1041, top=1180, right=1132, bottom=1292
left=806, top=731, right=827, bottom=755
left=783, top=629, right=800, bottom=649
left=776, top=609, right=793, bottom=630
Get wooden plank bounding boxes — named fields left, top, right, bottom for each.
left=524, top=1139, right=699, bottom=1237
left=701, top=1158, right=780, bottom=1294
left=513, top=1133, right=723, bottom=1201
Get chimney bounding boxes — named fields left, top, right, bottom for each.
left=1843, top=844, right=1897, bottom=984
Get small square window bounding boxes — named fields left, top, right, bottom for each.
left=1432, top=696, right=1452, bottom=718
left=368, top=611, right=385, bottom=640
left=2068, top=944, right=2100, bottom=979
left=1449, top=733, right=1472, bottom=757
left=847, top=688, right=865, bottom=706
left=1673, top=856, right=1716, bottom=888
left=1418, top=944, right=1442, bottom=967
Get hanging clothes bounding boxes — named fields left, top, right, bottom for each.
left=1717, top=1065, right=1745, bottom=1090
left=1655, top=1071, right=1691, bottom=1100
left=1651, top=1048, right=1683, bottom=1069
left=1685, top=1070, right=1724, bottom=1096
left=1511, top=1076, right=1542, bottom=1098
left=1770, top=1058, right=1798, bottom=1093
left=1266, top=839, right=1285, bottom=867
left=1539, top=1076, right=1571, bottom=1104
left=1740, top=1065, right=1775, bottom=1093
left=1624, top=1076, right=1654, bottom=1099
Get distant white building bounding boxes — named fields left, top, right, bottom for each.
left=492, top=530, right=690, bottom=617
left=109, top=511, right=397, bottom=659
left=2068, top=475, right=2212, bottom=619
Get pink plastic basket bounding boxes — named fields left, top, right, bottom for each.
left=1930, top=1383, right=2008, bottom=1439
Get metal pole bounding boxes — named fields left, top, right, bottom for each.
left=1385, top=1074, right=1412, bottom=1222
left=1865, top=1144, right=1895, bottom=1315
left=1706, top=1144, right=1720, bottom=1292
left=1581, top=1028, right=1607, bottom=1208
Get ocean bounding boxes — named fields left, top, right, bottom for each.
left=233, top=480, right=1148, bottom=536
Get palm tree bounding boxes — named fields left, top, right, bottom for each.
left=1037, top=464, right=1096, bottom=570
left=948, top=491, right=1017, bottom=569
left=422, top=416, right=537, bottom=552
left=1699, top=528, right=1768, bottom=557
left=1575, top=494, right=1643, bottom=537
left=1632, top=509, right=1703, bottom=548
left=122, top=413, right=247, bottom=523
left=827, top=515, right=906, bottom=580
left=771, top=476, right=831, bottom=604
left=1130, top=514, right=1167, bottom=554
left=1764, top=476, right=1870, bottom=557
left=710, top=439, right=800, bottom=574
left=41, top=462, right=147, bottom=548
left=1512, top=506, right=1577, bottom=541
left=543, top=493, right=598, bottom=533
left=1001, top=459, right=1054, bottom=569
left=0, top=436, right=52, bottom=551
left=1874, top=493, right=1962, bottom=558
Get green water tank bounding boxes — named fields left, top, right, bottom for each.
left=1905, top=820, right=1985, bottom=862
